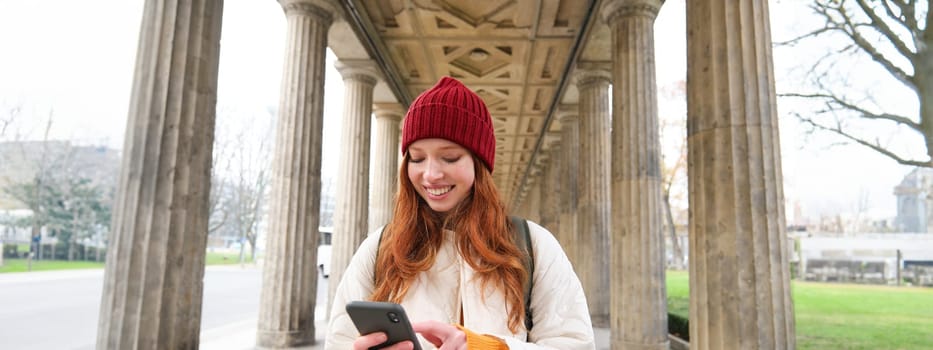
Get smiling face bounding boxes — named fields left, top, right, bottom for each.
left=406, top=138, right=476, bottom=213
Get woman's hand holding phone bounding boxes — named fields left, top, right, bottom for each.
left=352, top=332, right=415, bottom=350
left=346, top=301, right=423, bottom=350
left=346, top=301, right=474, bottom=349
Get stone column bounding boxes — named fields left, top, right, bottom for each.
left=96, top=1, right=223, bottom=349
left=520, top=179, right=543, bottom=223
left=576, top=68, right=612, bottom=328
left=687, top=1, right=796, bottom=349
left=257, top=0, right=338, bottom=347
left=603, top=1, right=669, bottom=349
left=514, top=198, right=527, bottom=218
left=538, top=146, right=561, bottom=235
left=329, top=59, right=380, bottom=307
left=557, top=106, right=581, bottom=269
left=369, top=103, right=405, bottom=231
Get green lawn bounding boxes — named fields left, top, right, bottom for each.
left=666, top=270, right=933, bottom=350
left=0, top=258, right=104, bottom=273
left=667, top=270, right=690, bottom=316
left=204, top=251, right=256, bottom=265
left=0, top=251, right=256, bottom=273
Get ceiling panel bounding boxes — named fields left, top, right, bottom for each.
left=355, top=0, right=593, bottom=205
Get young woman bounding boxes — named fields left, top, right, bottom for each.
left=325, top=77, right=594, bottom=349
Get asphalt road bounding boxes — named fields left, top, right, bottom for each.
left=0, top=265, right=329, bottom=350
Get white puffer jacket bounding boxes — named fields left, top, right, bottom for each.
left=325, top=220, right=595, bottom=349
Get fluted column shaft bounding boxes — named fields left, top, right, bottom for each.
left=258, top=1, right=337, bottom=347
left=539, top=147, right=561, bottom=234
left=576, top=69, right=612, bottom=327
left=604, top=1, right=668, bottom=349
left=329, top=60, right=379, bottom=307
left=96, top=1, right=223, bottom=349
left=370, top=103, right=404, bottom=231
left=518, top=182, right=542, bottom=223
left=515, top=199, right=529, bottom=218
left=557, top=109, right=581, bottom=269
left=687, top=1, right=795, bottom=349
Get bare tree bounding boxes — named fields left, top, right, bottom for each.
left=3, top=141, right=114, bottom=264
left=780, top=0, right=931, bottom=167
left=0, top=102, right=20, bottom=267
left=659, top=81, right=688, bottom=270
left=0, top=103, right=21, bottom=138
left=230, top=147, right=270, bottom=263
left=28, top=117, right=53, bottom=268
left=2, top=105, right=118, bottom=266
left=210, top=107, right=274, bottom=263
left=207, top=131, right=232, bottom=236
left=661, top=147, right=687, bottom=269
left=235, top=117, right=272, bottom=263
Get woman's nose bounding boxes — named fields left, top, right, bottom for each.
left=424, top=159, right=443, bottom=181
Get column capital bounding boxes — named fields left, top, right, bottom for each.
left=601, top=0, right=662, bottom=24
left=574, top=65, right=612, bottom=89
left=279, top=0, right=341, bottom=23
left=373, top=102, right=405, bottom=121
left=335, top=59, right=381, bottom=85
left=556, top=103, right=580, bottom=122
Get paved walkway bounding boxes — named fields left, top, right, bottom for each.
left=0, top=267, right=105, bottom=285
left=1, top=267, right=612, bottom=349
left=200, top=319, right=611, bottom=349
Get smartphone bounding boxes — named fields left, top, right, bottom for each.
left=345, top=301, right=423, bottom=350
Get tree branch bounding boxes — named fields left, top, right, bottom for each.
left=925, top=0, right=933, bottom=49
left=879, top=0, right=910, bottom=31
left=794, top=112, right=932, bottom=167
left=774, top=26, right=839, bottom=46
left=836, top=1, right=917, bottom=91
left=881, top=0, right=923, bottom=47
left=781, top=92, right=922, bottom=132
left=891, top=0, right=923, bottom=51
left=856, top=0, right=917, bottom=59
left=208, top=205, right=228, bottom=234
left=844, top=6, right=917, bottom=92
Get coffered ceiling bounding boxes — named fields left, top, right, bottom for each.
left=338, top=0, right=600, bottom=205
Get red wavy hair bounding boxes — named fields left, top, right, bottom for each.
left=370, top=153, right=529, bottom=332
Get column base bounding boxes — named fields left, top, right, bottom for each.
left=256, top=328, right=316, bottom=349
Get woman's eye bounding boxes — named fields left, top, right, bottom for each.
left=442, top=157, right=461, bottom=163
left=410, top=158, right=425, bottom=163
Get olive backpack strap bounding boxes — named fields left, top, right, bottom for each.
left=373, top=219, right=535, bottom=331
left=373, top=225, right=386, bottom=285
left=509, top=215, right=535, bottom=332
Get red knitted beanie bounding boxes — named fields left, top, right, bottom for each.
left=402, top=76, right=496, bottom=172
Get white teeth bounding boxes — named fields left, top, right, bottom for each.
left=426, top=186, right=452, bottom=196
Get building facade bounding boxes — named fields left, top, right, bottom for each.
left=895, top=168, right=933, bottom=233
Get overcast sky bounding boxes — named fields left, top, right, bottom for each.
left=0, top=0, right=920, bottom=222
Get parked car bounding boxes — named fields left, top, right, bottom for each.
left=317, top=244, right=332, bottom=278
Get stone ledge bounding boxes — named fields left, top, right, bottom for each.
left=669, top=333, right=689, bottom=350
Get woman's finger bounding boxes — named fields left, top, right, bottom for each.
left=412, top=320, right=466, bottom=349
left=384, top=340, right=415, bottom=350
left=412, top=321, right=445, bottom=347
left=353, top=332, right=415, bottom=350
left=353, top=332, right=387, bottom=350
